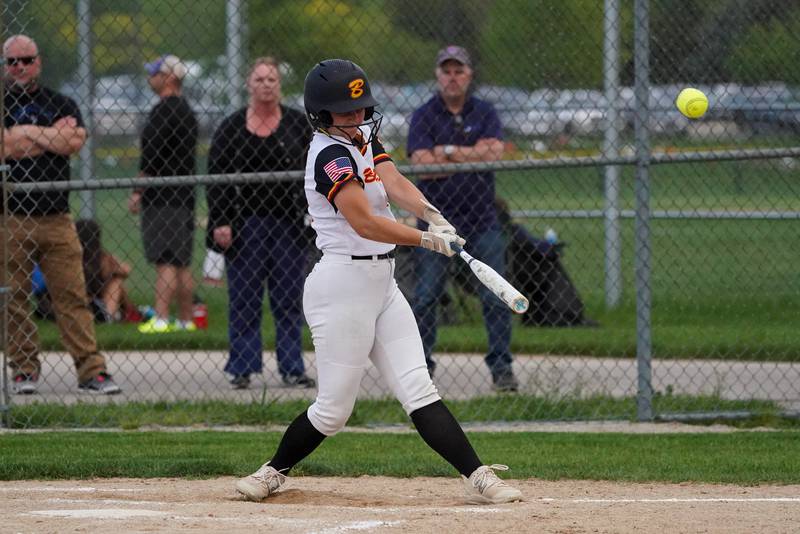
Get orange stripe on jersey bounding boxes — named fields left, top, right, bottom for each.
left=373, top=152, right=391, bottom=164
left=359, top=144, right=368, bottom=156
left=326, top=173, right=360, bottom=202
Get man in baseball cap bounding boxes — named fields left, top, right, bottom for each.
left=408, top=44, right=519, bottom=392
left=144, top=54, right=188, bottom=80
left=435, top=45, right=472, bottom=68
left=131, top=52, right=198, bottom=334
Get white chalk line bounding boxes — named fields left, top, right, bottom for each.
left=309, top=521, right=405, bottom=534
left=36, top=497, right=509, bottom=515
left=27, top=509, right=168, bottom=519
left=0, top=486, right=146, bottom=493
left=41, top=513, right=399, bottom=531
left=46, top=497, right=179, bottom=506
left=540, top=497, right=800, bottom=503
left=25, top=508, right=317, bottom=526
left=277, top=504, right=509, bottom=514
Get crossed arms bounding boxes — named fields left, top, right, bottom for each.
left=2, top=116, right=86, bottom=159
left=410, top=138, right=504, bottom=166
left=410, top=138, right=504, bottom=180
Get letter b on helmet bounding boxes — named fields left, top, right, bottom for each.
left=304, top=59, right=378, bottom=129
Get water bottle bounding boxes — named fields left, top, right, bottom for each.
left=545, top=228, right=558, bottom=245
left=192, top=302, right=208, bottom=330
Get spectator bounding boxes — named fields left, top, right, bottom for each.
left=33, top=220, right=141, bottom=324
left=129, top=54, right=199, bottom=334
left=407, top=45, right=518, bottom=392
left=1, top=34, right=120, bottom=395
left=206, top=57, right=315, bottom=390
left=75, top=219, right=140, bottom=323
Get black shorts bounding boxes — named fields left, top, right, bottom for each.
left=141, top=206, right=195, bottom=267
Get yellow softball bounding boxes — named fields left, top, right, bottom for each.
left=676, top=87, right=708, bottom=119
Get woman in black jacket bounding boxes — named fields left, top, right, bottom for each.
left=206, top=57, right=314, bottom=389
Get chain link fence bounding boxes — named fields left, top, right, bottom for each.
left=2, top=0, right=799, bottom=428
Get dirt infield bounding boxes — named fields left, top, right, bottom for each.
left=4, top=477, right=799, bottom=533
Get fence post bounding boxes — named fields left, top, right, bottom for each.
left=634, top=0, right=653, bottom=421
left=226, top=0, right=245, bottom=111
left=603, top=0, right=622, bottom=309
left=77, top=0, right=95, bottom=219
left=0, top=11, right=8, bottom=425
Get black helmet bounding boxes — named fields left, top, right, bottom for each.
left=304, top=59, right=381, bottom=135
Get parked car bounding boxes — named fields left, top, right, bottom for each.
left=62, top=74, right=235, bottom=136
left=553, top=88, right=606, bottom=135
left=711, top=83, right=800, bottom=133
left=472, top=84, right=548, bottom=137
left=60, top=75, right=153, bottom=136
left=646, top=84, right=690, bottom=135
left=520, top=88, right=565, bottom=136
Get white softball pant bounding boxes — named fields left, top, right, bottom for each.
left=303, top=253, right=440, bottom=436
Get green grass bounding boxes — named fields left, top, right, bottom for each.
left=1, top=430, right=799, bottom=484
left=41, top=152, right=799, bottom=361
left=5, top=395, right=788, bottom=430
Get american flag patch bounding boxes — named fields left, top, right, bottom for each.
left=323, top=157, right=353, bottom=182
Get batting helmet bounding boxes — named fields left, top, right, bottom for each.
left=304, top=59, right=381, bottom=137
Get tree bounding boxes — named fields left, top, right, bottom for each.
left=247, top=0, right=437, bottom=89
left=481, top=0, right=621, bottom=89
left=725, top=6, right=800, bottom=84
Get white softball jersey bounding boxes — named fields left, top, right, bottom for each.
left=302, top=126, right=440, bottom=436
left=304, top=127, right=396, bottom=256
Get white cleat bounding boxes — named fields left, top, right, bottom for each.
left=463, top=464, right=524, bottom=504
left=236, top=462, right=287, bottom=501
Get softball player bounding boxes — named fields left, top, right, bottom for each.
left=236, top=59, right=522, bottom=505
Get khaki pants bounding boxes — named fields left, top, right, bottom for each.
left=1, top=213, right=106, bottom=382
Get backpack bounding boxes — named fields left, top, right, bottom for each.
left=507, top=224, right=597, bottom=327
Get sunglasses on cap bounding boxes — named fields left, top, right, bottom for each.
left=5, top=56, right=37, bottom=66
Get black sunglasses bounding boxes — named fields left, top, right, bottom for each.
left=5, top=56, right=37, bottom=66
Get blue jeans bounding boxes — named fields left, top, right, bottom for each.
left=412, top=225, right=513, bottom=377
left=224, top=215, right=307, bottom=378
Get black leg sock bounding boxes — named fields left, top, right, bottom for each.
left=410, top=400, right=482, bottom=477
left=269, top=410, right=327, bottom=474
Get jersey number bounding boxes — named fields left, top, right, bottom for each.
left=348, top=79, right=365, bottom=99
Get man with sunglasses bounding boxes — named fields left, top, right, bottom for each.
left=407, top=45, right=518, bottom=392
left=1, top=34, right=120, bottom=395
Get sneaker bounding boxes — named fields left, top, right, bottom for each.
left=172, top=319, right=197, bottom=332
left=282, top=374, right=316, bottom=388
left=492, top=371, right=519, bottom=393
left=463, top=464, right=524, bottom=504
left=138, top=305, right=156, bottom=321
left=230, top=374, right=251, bottom=390
left=236, top=462, right=287, bottom=501
left=138, top=317, right=172, bottom=334
left=78, top=372, right=122, bottom=395
left=12, top=373, right=38, bottom=395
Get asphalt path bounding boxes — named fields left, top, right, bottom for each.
left=4, top=351, right=799, bottom=411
